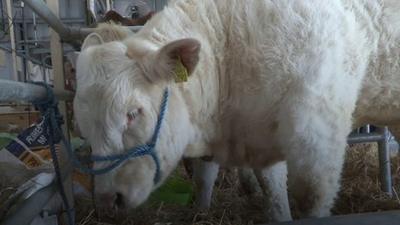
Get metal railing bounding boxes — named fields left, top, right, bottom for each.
left=0, top=79, right=74, bottom=225
left=348, top=127, right=393, bottom=196
left=0, top=79, right=73, bottom=102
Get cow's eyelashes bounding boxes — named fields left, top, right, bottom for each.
left=127, top=109, right=142, bottom=123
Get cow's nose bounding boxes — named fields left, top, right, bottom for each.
left=96, top=192, right=125, bottom=209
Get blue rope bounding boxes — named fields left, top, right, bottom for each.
left=30, top=82, right=169, bottom=224
left=64, top=88, right=168, bottom=183
left=30, top=82, right=74, bottom=225
left=32, top=82, right=168, bottom=180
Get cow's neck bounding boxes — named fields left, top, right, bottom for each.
left=136, top=0, right=226, bottom=157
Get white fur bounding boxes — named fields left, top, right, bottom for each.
left=74, top=0, right=400, bottom=220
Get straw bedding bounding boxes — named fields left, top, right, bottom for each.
left=1, top=143, right=399, bottom=225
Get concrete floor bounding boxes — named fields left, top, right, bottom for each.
left=265, top=211, right=400, bottom=225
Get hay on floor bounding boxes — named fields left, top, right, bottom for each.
left=72, top=143, right=400, bottom=225
left=1, top=143, right=399, bottom=225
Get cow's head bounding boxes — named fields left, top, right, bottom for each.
left=74, top=33, right=201, bottom=209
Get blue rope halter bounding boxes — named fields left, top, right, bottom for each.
left=31, top=82, right=169, bottom=225
left=74, top=88, right=169, bottom=183
left=31, top=82, right=74, bottom=225
left=32, top=83, right=168, bottom=184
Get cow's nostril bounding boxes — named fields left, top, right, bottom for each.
left=115, top=192, right=124, bottom=207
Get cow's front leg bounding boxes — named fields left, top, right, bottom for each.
left=254, top=161, right=292, bottom=222
left=192, top=158, right=219, bottom=209
left=277, top=93, right=352, bottom=218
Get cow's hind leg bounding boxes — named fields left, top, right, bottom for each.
left=277, top=92, right=352, bottom=218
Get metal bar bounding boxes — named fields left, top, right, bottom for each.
left=21, top=1, right=29, bottom=82
left=17, top=39, right=50, bottom=43
left=365, top=124, right=371, bottom=133
left=378, top=126, right=393, bottom=196
left=106, top=0, right=111, bottom=11
left=347, top=127, right=393, bottom=195
left=5, top=0, right=18, bottom=81
left=0, top=0, right=5, bottom=31
left=0, top=79, right=74, bottom=102
left=0, top=44, right=52, bottom=68
left=32, top=11, right=38, bottom=46
left=47, top=1, right=75, bottom=224
left=13, top=18, right=85, bottom=23
left=347, top=133, right=384, bottom=144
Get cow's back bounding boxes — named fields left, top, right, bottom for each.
left=353, top=0, right=400, bottom=127
left=135, top=0, right=378, bottom=166
left=200, top=0, right=372, bottom=166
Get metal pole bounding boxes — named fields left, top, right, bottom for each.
left=0, top=79, right=74, bottom=102
left=347, top=133, right=384, bottom=144
left=0, top=45, right=51, bottom=68
left=378, top=126, right=393, bottom=196
left=347, top=130, right=393, bottom=195
left=47, top=0, right=75, bottom=223
left=0, top=0, right=5, bottom=31
left=106, top=0, right=111, bottom=11
left=21, top=1, right=29, bottom=82
left=365, top=124, right=371, bottom=133
left=5, top=0, right=18, bottom=81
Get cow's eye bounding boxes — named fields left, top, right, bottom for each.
left=127, top=109, right=141, bottom=123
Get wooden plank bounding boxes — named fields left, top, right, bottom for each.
left=0, top=112, right=40, bottom=132
left=266, top=211, right=400, bottom=225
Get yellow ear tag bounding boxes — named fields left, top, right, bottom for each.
left=174, top=58, right=188, bottom=83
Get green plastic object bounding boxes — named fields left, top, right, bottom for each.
left=148, top=171, right=193, bottom=206
left=0, top=133, right=16, bottom=149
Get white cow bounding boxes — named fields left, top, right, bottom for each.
left=76, top=22, right=273, bottom=214
left=74, top=0, right=400, bottom=221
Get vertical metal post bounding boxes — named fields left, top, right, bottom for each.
left=47, top=0, right=75, bottom=223
left=21, top=1, right=29, bottom=82
left=365, top=124, right=371, bottom=133
left=5, top=0, right=19, bottom=81
left=377, top=126, right=392, bottom=196
left=0, top=0, right=5, bottom=31
left=106, top=0, right=111, bottom=11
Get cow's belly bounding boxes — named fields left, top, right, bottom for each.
left=211, top=110, right=285, bottom=168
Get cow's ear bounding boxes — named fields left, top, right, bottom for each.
left=151, top=38, right=200, bottom=83
left=81, top=33, right=104, bottom=50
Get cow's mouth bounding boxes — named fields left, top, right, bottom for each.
left=95, top=192, right=128, bottom=219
